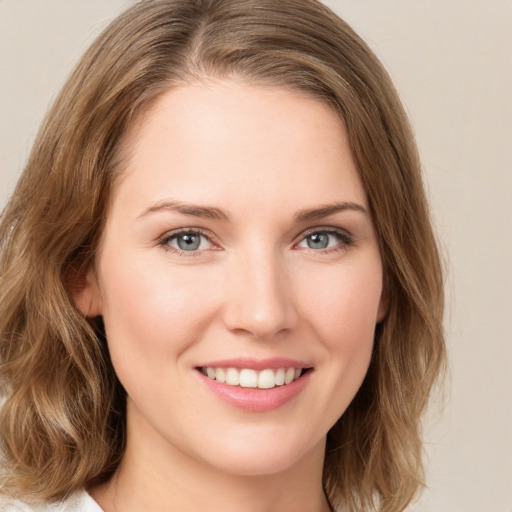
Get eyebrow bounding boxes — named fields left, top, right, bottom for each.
left=293, top=202, right=368, bottom=223
left=138, top=200, right=230, bottom=221
left=138, top=199, right=367, bottom=223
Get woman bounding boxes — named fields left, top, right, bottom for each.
left=0, top=1, right=445, bottom=511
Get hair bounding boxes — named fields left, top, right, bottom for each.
left=0, top=1, right=445, bottom=510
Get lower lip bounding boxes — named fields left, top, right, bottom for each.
left=197, top=370, right=312, bottom=412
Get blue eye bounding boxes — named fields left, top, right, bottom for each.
left=297, top=230, right=352, bottom=251
left=162, top=230, right=213, bottom=252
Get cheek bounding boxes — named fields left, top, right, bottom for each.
left=298, top=261, right=382, bottom=401
left=97, top=256, right=220, bottom=377
left=273, top=261, right=382, bottom=437
left=298, top=260, right=383, bottom=346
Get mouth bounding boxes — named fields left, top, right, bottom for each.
left=198, top=366, right=310, bottom=390
left=195, top=358, right=313, bottom=411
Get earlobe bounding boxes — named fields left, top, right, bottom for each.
left=67, top=265, right=103, bottom=317
left=376, top=291, right=389, bottom=323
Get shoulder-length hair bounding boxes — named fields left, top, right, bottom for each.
left=0, top=1, right=445, bottom=510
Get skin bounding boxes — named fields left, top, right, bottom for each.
left=76, top=81, right=387, bottom=512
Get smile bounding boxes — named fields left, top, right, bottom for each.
left=200, top=367, right=304, bottom=389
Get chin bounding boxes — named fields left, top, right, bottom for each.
left=193, top=429, right=325, bottom=478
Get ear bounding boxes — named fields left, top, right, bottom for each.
left=376, top=289, right=389, bottom=323
left=67, top=265, right=103, bottom=317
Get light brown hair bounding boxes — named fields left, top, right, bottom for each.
left=0, top=1, right=445, bottom=510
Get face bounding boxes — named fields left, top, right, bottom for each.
left=79, top=81, right=386, bottom=477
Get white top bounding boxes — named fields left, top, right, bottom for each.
left=0, top=491, right=102, bottom=512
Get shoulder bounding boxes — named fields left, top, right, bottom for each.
left=0, top=491, right=102, bottom=512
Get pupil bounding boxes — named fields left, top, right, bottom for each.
left=178, top=234, right=200, bottom=251
left=307, top=233, right=328, bottom=249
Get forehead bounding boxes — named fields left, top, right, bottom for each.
left=112, top=80, right=367, bottom=216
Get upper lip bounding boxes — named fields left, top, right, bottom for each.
left=196, top=357, right=312, bottom=371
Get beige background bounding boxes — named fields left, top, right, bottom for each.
left=1, top=1, right=511, bottom=510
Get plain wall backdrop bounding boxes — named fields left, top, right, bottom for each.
left=1, top=1, right=511, bottom=511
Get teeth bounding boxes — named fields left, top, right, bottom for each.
left=225, top=368, right=240, bottom=386
left=285, top=367, right=295, bottom=385
left=258, top=369, right=276, bottom=389
left=239, top=369, right=258, bottom=388
left=202, top=366, right=305, bottom=389
left=215, top=368, right=226, bottom=383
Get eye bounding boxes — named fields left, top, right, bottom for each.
left=296, top=229, right=353, bottom=251
left=160, top=229, right=215, bottom=253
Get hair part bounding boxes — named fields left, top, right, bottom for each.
left=0, top=1, right=445, bottom=510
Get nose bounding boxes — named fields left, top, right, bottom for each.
left=221, top=249, right=298, bottom=340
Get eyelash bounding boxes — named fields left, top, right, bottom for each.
left=295, top=227, right=355, bottom=254
left=158, top=227, right=218, bottom=257
left=157, top=227, right=354, bottom=256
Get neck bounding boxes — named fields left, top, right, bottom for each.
left=91, top=403, right=332, bottom=512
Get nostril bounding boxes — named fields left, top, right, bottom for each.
left=221, top=264, right=298, bottom=339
